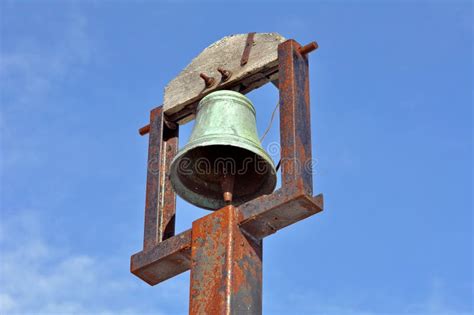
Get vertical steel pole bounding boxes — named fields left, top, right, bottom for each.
left=143, top=107, right=179, bottom=251
left=189, top=206, right=262, bottom=315
left=278, top=40, right=313, bottom=195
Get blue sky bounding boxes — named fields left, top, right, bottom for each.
left=0, top=1, right=472, bottom=314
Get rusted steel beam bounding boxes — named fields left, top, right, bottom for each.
left=130, top=190, right=323, bottom=286
left=239, top=190, right=323, bottom=241
left=143, top=107, right=179, bottom=251
left=161, top=119, right=179, bottom=240
left=190, top=206, right=262, bottom=315
left=131, top=230, right=192, bottom=285
left=278, top=39, right=313, bottom=195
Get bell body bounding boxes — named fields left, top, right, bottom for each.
left=169, top=90, right=277, bottom=210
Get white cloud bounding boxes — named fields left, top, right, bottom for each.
left=0, top=293, right=16, bottom=313
left=0, top=211, right=165, bottom=315
left=405, top=278, right=473, bottom=315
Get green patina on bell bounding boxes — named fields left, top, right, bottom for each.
left=169, top=90, right=277, bottom=210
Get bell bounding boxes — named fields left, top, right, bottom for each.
left=169, top=90, right=277, bottom=210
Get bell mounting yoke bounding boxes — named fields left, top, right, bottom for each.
left=131, top=33, right=323, bottom=314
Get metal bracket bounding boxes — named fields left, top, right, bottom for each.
left=240, top=32, right=256, bottom=66
left=131, top=38, right=321, bottom=314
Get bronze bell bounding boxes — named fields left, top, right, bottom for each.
left=169, top=90, right=277, bottom=210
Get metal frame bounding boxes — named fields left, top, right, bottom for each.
left=131, top=39, right=323, bottom=314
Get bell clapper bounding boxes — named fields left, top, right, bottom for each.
left=221, top=173, right=235, bottom=205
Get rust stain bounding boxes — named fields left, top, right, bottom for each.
left=189, top=206, right=262, bottom=314
left=142, top=106, right=179, bottom=251
left=278, top=40, right=313, bottom=195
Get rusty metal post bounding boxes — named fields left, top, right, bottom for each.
left=278, top=40, right=313, bottom=196
left=190, top=206, right=262, bottom=315
left=143, top=107, right=179, bottom=251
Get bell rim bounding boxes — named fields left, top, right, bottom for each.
left=169, top=135, right=277, bottom=210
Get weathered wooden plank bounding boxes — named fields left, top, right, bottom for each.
left=163, top=33, right=286, bottom=122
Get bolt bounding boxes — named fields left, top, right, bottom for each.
left=217, top=67, right=232, bottom=82
left=199, top=73, right=215, bottom=88
left=298, top=41, right=319, bottom=55
left=138, top=124, right=150, bottom=136
left=164, top=119, right=177, bottom=130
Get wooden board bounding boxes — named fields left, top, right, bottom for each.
left=163, top=33, right=286, bottom=122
